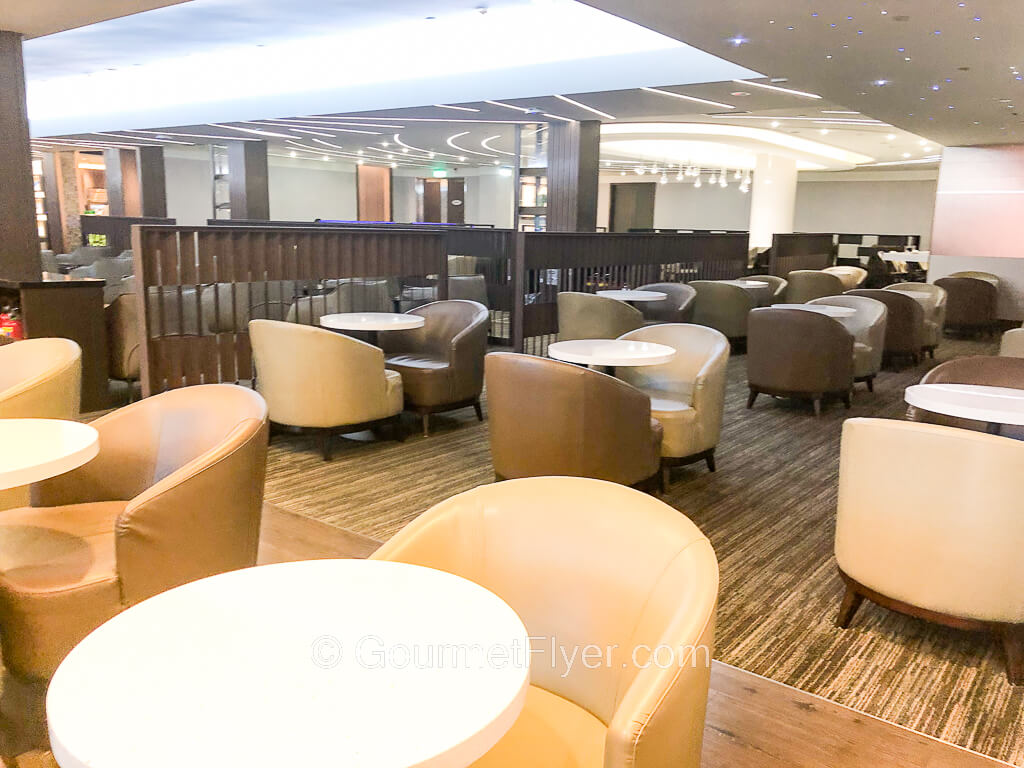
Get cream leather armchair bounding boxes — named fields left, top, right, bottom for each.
left=884, top=282, right=946, bottom=355
left=557, top=292, right=643, bottom=341
left=1000, top=326, right=1024, bottom=357
left=689, top=281, right=755, bottom=341
left=372, top=476, right=719, bottom=768
left=784, top=270, right=846, bottom=303
left=0, top=338, right=82, bottom=511
left=105, top=294, right=141, bottom=401
left=249, top=319, right=403, bottom=458
left=0, top=384, right=269, bottom=681
left=835, top=418, right=1024, bottom=684
left=807, top=295, right=887, bottom=390
left=617, top=324, right=729, bottom=482
left=823, top=266, right=868, bottom=290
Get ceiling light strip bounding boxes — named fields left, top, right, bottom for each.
left=553, top=94, right=616, bottom=120
left=95, top=132, right=197, bottom=145
left=392, top=134, right=458, bottom=158
left=641, top=87, right=735, bottom=110
left=127, top=130, right=262, bottom=141
left=208, top=123, right=298, bottom=139
left=433, top=104, right=481, bottom=112
left=446, top=131, right=499, bottom=157
left=733, top=79, right=822, bottom=99
left=484, top=100, right=533, bottom=113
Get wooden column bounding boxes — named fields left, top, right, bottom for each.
left=138, top=146, right=167, bottom=218
left=40, top=152, right=65, bottom=254
left=54, top=151, right=83, bottom=251
left=227, top=141, right=270, bottom=220
left=0, top=31, right=40, bottom=280
left=546, top=119, right=600, bottom=232
left=104, top=149, right=141, bottom=217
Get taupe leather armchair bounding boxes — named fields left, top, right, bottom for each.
left=1000, top=326, right=1024, bottom=358
left=948, top=270, right=999, bottom=287
left=784, top=270, right=846, bottom=303
left=934, top=277, right=998, bottom=336
left=823, top=266, right=868, bottom=290
left=907, top=356, right=1024, bottom=440
left=753, top=274, right=787, bottom=304
left=884, top=282, right=946, bottom=356
left=617, top=324, right=729, bottom=482
left=448, top=275, right=489, bottom=307
left=381, top=300, right=489, bottom=436
left=846, top=289, right=925, bottom=366
left=0, top=384, right=269, bottom=680
left=556, top=292, right=643, bottom=341
left=105, top=294, right=141, bottom=401
left=689, top=281, right=755, bottom=341
left=373, top=477, right=718, bottom=768
left=635, top=283, right=696, bottom=324
left=835, top=417, right=1024, bottom=684
left=202, top=281, right=298, bottom=333
left=808, top=295, right=887, bottom=391
left=286, top=280, right=391, bottom=325
left=248, top=319, right=404, bottom=458
left=485, top=352, right=663, bottom=489
left=747, top=308, right=854, bottom=416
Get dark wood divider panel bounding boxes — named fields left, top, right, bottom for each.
left=768, top=233, right=835, bottom=277
left=132, top=225, right=448, bottom=396
left=516, top=232, right=748, bottom=353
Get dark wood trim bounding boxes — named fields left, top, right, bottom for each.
left=137, top=146, right=167, bottom=218
left=39, top=153, right=64, bottom=255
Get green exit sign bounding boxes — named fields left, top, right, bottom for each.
left=432, top=170, right=448, bottom=178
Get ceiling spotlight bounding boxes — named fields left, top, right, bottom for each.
left=458, top=156, right=467, bottom=161
left=322, top=155, right=329, bottom=162
left=694, top=177, right=702, bottom=188
left=734, top=169, right=742, bottom=179
left=771, top=120, right=781, bottom=128
left=887, top=133, right=896, bottom=140
left=902, top=152, right=911, bottom=158
left=381, top=141, right=390, bottom=147
left=719, top=176, right=728, bottom=188
left=676, top=171, right=685, bottom=181
left=874, top=79, right=889, bottom=86
left=401, top=148, right=409, bottom=153
left=635, top=167, right=646, bottom=175
left=620, top=171, right=627, bottom=176
left=709, top=173, right=718, bottom=185
left=727, top=35, right=749, bottom=46
left=289, top=150, right=297, bottom=157
left=820, top=128, right=830, bottom=134
left=390, top=162, right=398, bottom=168
left=659, top=174, right=668, bottom=185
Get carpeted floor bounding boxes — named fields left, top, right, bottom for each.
left=263, top=335, right=1024, bottom=766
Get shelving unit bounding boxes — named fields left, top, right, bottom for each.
left=31, top=158, right=48, bottom=250
left=211, top=146, right=231, bottom=219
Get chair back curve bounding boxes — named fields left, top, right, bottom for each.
left=0, top=337, right=82, bottom=420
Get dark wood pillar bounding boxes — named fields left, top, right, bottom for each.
left=0, top=31, right=40, bottom=280
left=546, top=119, right=600, bottom=232
left=138, top=146, right=167, bottom=218
left=40, top=152, right=65, bottom=254
left=104, top=148, right=141, bottom=217
left=227, top=141, right=270, bottom=220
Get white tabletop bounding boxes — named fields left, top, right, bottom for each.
left=773, top=304, right=857, bottom=318
left=0, top=419, right=99, bottom=491
left=722, top=279, right=770, bottom=288
left=48, top=560, right=530, bottom=768
left=320, top=312, right=425, bottom=332
left=595, top=290, right=667, bottom=302
left=904, top=384, right=1024, bottom=426
left=548, top=339, right=676, bottom=367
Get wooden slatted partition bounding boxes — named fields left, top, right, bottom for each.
left=132, top=225, right=448, bottom=396
left=514, top=231, right=748, bottom=354
left=768, top=233, right=836, bottom=276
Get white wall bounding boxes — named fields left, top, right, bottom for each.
left=390, top=167, right=514, bottom=227
left=164, top=148, right=213, bottom=226
left=268, top=158, right=356, bottom=221
left=597, top=175, right=751, bottom=231
left=795, top=170, right=938, bottom=248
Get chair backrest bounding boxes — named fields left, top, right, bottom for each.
left=635, top=283, right=697, bottom=323
left=249, top=319, right=392, bottom=428
left=0, top=338, right=81, bottom=419
left=948, top=270, right=999, bottom=287
left=823, top=266, right=868, bottom=290
left=909, top=355, right=1024, bottom=437
left=883, top=282, right=947, bottom=327
left=286, top=280, right=391, bottom=325
left=40, top=251, right=60, bottom=274
left=448, top=274, right=488, bottom=306
left=105, top=294, right=141, bottom=381
left=371, top=476, right=718, bottom=768
left=784, top=270, right=846, bottom=303
left=747, top=308, right=854, bottom=393
left=751, top=274, right=787, bottom=301
left=485, top=352, right=657, bottom=486
left=146, top=286, right=201, bottom=337
left=933, top=277, right=998, bottom=327
left=556, top=292, right=643, bottom=341
left=807, top=295, right=887, bottom=375
left=688, top=281, right=755, bottom=339
left=836, top=418, right=1024, bottom=624
left=845, top=289, right=924, bottom=354
left=447, top=255, right=477, bottom=276
left=203, top=281, right=297, bottom=333
left=1000, top=328, right=1024, bottom=358
left=70, top=245, right=112, bottom=262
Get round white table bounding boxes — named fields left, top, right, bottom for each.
left=595, top=290, right=667, bottom=303
left=548, top=339, right=675, bottom=375
left=720, top=280, right=773, bottom=306
left=319, top=312, right=425, bottom=345
left=772, top=304, right=857, bottom=318
left=905, top=383, right=1024, bottom=435
left=0, top=419, right=99, bottom=491
left=47, top=560, right=530, bottom=768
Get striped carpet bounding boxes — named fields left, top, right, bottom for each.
left=264, top=335, right=1024, bottom=766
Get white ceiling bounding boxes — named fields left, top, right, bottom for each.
left=0, top=0, right=190, bottom=39
left=579, top=0, right=1024, bottom=147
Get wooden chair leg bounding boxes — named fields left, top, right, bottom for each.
left=813, top=398, right=822, bottom=418
left=661, top=465, right=671, bottom=489
left=747, top=389, right=758, bottom=409
left=836, top=584, right=864, bottom=629
left=842, top=391, right=852, bottom=410
left=705, top=450, right=716, bottom=472
left=319, top=429, right=333, bottom=461
left=865, top=376, right=874, bottom=393
left=421, top=413, right=430, bottom=437
left=999, top=625, right=1024, bottom=686
left=473, top=400, right=484, bottom=421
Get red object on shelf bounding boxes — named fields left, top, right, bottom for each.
left=0, top=311, right=24, bottom=340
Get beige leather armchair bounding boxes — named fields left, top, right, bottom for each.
left=0, top=384, right=269, bottom=680
left=248, top=319, right=404, bottom=458
left=485, top=352, right=663, bottom=490
left=807, top=295, right=887, bottom=390
left=617, top=324, right=729, bottom=482
left=105, top=294, right=141, bottom=400
left=689, top=281, right=755, bottom=341
left=381, top=300, right=489, bottom=436
left=286, top=280, right=391, bottom=325
left=1000, top=326, right=1024, bottom=358
left=823, top=266, right=868, bottom=290
left=752, top=274, right=787, bottom=304
left=372, top=476, right=719, bottom=768
left=635, top=283, right=696, bottom=324
left=884, top=282, right=946, bottom=355
left=835, top=418, right=1024, bottom=684
left=784, top=270, right=846, bottom=303
left=948, top=270, right=999, bottom=287
left=557, top=292, right=643, bottom=341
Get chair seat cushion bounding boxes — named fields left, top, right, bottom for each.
left=386, top=353, right=452, bottom=407
left=853, top=342, right=876, bottom=378
left=0, top=501, right=127, bottom=679
left=470, top=684, right=605, bottom=768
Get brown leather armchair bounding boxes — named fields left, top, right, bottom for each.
left=485, top=352, right=663, bottom=489
left=105, top=294, right=141, bottom=400
left=556, top=292, right=643, bottom=341
left=907, top=355, right=1024, bottom=439
left=783, top=270, right=846, bottom=303
left=381, top=300, right=489, bottom=436
left=753, top=274, right=788, bottom=304
left=0, top=384, right=269, bottom=680
left=689, top=281, right=755, bottom=341
left=823, top=265, right=868, bottom=290
left=635, top=283, right=696, bottom=324
left=934, top=277, right=998, bottom=336
left=846, top=289, right=925, bottom=366
left=746, top=308, right=854, bottom=416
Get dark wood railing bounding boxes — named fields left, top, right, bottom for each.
left=768, top=233, right=835, bottom=276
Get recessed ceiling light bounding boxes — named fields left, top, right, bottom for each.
left=887, top=134, right=896, bottom=140
left=819, top=128, right=830, bottom=134
left=730, top=91, right=751, bottom=96
left=902, top=152, right=911, bottom=158
left=771, top=120, right=781, bottom=128
left=874, top=79, right=889, bottom=86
